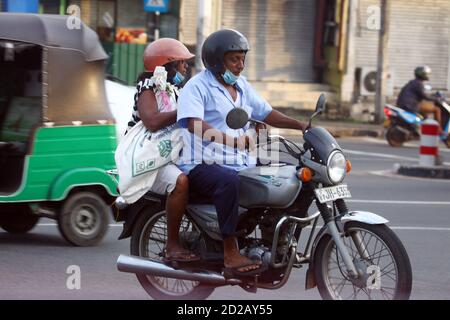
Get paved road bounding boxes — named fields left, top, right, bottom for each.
left=1, top=137, right=449, bottom=300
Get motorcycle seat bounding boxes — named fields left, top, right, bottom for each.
left=143, top=190, right=167, bottom=201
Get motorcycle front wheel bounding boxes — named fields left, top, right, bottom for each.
left=130, top=207, right=214, bottom=300
left=314, top=221, right=412, bottom=300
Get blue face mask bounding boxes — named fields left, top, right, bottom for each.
left=172, top=71, right=185, bottom=85
left=222, top=69, right=239, bottom=85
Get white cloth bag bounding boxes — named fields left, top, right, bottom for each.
left=114, top=120, right=183, bottom=203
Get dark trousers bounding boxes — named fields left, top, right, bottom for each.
left=188, top=164, right=239, bottom=238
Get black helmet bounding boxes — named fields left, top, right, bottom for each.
left=414, top=66, right=431, bottom=81
left=201, top=29, right=250, bottom=74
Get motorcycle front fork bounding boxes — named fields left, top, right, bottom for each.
left=316, top=199, right=360, bottom=278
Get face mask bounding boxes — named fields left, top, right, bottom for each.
left=172, top=71, right=185, bottom=85
left=222, top=69, right=239, bottom=85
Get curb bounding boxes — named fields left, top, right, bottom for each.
left=393, top=163, right=450, bottom=179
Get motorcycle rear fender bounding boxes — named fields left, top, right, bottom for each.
left=305, top=210, right=388, bottom=290
left=117, top=196, right=164, bottom=240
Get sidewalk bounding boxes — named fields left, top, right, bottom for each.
left=393, top=163, right=450, bottom=179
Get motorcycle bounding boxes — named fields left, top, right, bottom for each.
left=384, top=91, right=450, bottom=148
left=115, top=94, right=412, bottom=300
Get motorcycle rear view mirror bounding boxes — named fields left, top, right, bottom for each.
left=226, top=108, right=249, bottom=129
left=306, top=93, right=327, bottom=130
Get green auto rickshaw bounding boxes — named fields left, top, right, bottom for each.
left=0, top=13, right=119, bottom=246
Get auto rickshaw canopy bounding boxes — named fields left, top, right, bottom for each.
left=0, top=13, right=114, bottom=124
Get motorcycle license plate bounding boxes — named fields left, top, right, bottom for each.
left=314, top=184, right=352, bottom=204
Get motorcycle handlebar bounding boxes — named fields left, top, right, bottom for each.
left=254, top=135, right=303, bottom=160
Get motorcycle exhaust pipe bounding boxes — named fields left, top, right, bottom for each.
left=117, top=254, right=241, bottom=285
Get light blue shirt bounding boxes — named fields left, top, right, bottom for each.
left=176, top=69, right=273, bottom=174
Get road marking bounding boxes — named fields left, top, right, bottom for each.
left=33, top=223, right=450, bottom=233
left=351, top=158, right=396, bottom=161
left=370, top=169, right=450, bottom=182
left=348, top=199, right=450, bottom=205
left=34, top=223, right=450, bottom=232
left=390, top=226, right=450, bottom=231
left=305, top=225, right=450, bottom=231
left=345, top=149, right=450, bottom=165
left=345, top=149, right=419, bottom=162
left=35, top=197, right=450, bottom=229
left=350, top=137, right=450, bottom=153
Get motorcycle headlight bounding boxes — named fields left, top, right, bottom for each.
left=327, top=150, right=346, bottom=184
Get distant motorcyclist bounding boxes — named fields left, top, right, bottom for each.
left=396, top=66, right=444, bottom=134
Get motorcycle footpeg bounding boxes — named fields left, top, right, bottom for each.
left=292, top=253, right=304, bottom=268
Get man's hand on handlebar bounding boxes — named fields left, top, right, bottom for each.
left=234, top=135, right=256, bottom=152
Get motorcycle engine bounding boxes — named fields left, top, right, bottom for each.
left=244, top=245, right=272, bottom=269
left=259, top=209, right=291, bottom=259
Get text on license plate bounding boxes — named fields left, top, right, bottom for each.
left=314, top=184, right=352, bottom=204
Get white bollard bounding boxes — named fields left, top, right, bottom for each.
left=420, top=119, right=440, bottom=166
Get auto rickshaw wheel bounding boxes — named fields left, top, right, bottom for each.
left=0, top=205, right=40, bottom=234
left=58, top=192, right=110, bottom=246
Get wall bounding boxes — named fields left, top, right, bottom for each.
left=221, top=0, right=316, bottom=82
left=179, top=0, right=198, bottom=45
left=116, top=0, right=146, bottom=29
left=355, top=0, right=450, bottom=90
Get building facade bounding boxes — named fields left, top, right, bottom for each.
left=354, top=0, right=450, bottom=91
left=3, top=0, right=450, bottom=116
left=181, top=0, right=317, bottom=83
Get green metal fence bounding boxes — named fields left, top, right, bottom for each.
left=105, top=43, right=146, bottom=86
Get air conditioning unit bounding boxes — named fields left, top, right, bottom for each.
left=360, top=67, right=394, bottom=97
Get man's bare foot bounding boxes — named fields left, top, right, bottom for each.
left=165, top=244, right=199, bottom=262
left=224, top=253, right=262, bottom=272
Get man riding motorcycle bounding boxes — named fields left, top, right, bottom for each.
left=396, top=66, right=445, bottom=136
left=176, top=29, right=308, bottom=276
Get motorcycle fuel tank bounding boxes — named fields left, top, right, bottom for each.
left=238, top=165, right=301, bottom=208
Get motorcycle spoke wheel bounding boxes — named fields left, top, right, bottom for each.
left=139, top=212, right=200, bottom=297
left=315, top=222, right=411, bottom=300
left=325, top=229, right=397, bottom=300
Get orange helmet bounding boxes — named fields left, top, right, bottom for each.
left=143, top=38, right=195, bottom=72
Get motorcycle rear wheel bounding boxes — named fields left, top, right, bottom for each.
left=386, top=125, right=406, bottom=147
left=314, top=222, right=412, bottom=300
left=130, top=206, right=214, bottom=300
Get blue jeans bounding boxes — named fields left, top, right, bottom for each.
left=188, top=164, right=239, bottom=238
